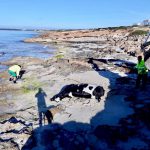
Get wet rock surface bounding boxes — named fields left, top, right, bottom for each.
left=0, top=117, right=32, bottom=150
left=0, top=52, right=5, bottom=56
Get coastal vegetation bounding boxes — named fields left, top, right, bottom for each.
left=94, top=26, right=129, bottom=31
left=129, top=30, right=148, bottom=36
left=55, top=54, right=64, bottom=59
left=22, top=78, right=42, bottom=93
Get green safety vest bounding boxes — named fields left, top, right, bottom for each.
left=135, top=60, right=148, bottom=74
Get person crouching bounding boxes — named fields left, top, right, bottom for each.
left=8, top=65, right=22, bottom=83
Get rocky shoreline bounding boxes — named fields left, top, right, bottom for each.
left=24, top=28, right=147, bottom=58
left=1, top=27, right=150, bottom=149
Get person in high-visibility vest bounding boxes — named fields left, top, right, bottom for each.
left=135, top=56, right=148, bottom=88
left=8, top=65, right=22, bottom=83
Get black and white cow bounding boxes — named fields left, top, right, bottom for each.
left=50, top=84, right=105, bottom=102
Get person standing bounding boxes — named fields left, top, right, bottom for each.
left=8, top=65, right=21, bottom=83
left=135, top=56, right=148, bottom=89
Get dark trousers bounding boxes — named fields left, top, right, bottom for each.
left=136, top=74, right=148, bottom=88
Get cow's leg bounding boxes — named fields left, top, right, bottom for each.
left=68, top=92, right=73, bottom=98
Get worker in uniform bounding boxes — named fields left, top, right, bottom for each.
left=135, top=56, right=148, bottom=89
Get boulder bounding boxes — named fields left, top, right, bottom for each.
left=144, top=49, right=150, bottom=70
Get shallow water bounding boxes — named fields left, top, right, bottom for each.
left=0, top=30, right=55, bottom=71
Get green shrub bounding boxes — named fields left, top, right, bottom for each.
left=22, top=78, right=42, bottom=93
left=55, top=54, right=64, bottom=59
left=108, top=26, right=128, bottom=30
left=95, top=26, right=128, bottom=31
left=129, top=30, right=148, bottom=36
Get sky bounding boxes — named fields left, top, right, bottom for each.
left=0, top=0, right=150, bottom=29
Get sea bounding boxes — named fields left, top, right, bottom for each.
left=0, top=30, right=55, bottom=71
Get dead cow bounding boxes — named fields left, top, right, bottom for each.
left=50, top=84, right=105, bottom=102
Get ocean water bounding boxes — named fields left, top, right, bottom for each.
left=0, top=30, right=55, bottom=71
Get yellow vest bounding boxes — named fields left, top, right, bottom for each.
left=135, top=60, right=148, bottom=74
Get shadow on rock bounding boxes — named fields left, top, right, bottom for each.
left=19, top=70, right=26, bottom=79
left=22, top=58, right=150, bottom=149
left=35, top=88, right=54, bottom=127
